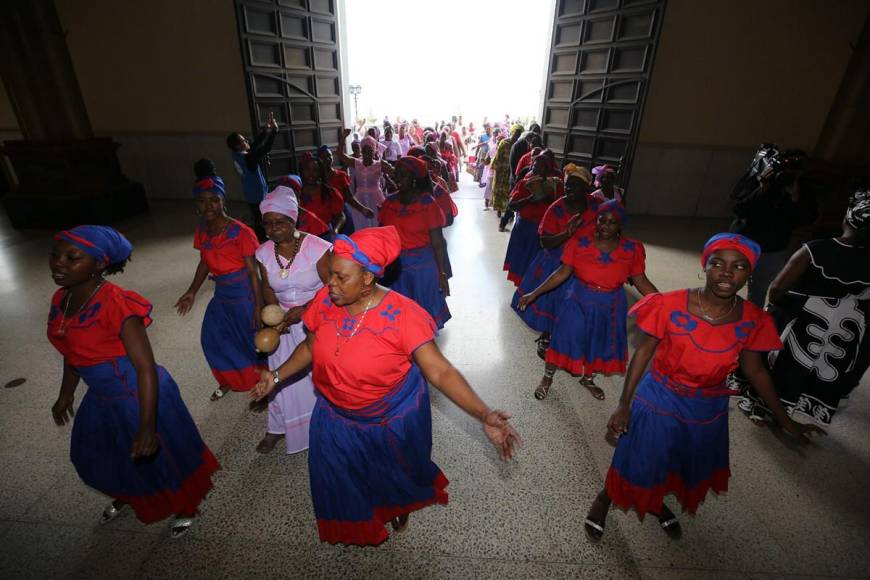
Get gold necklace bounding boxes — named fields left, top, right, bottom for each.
left=697, top=288, right=737, bottom=322
left=57, top=280, right=105, bottom=336
left=334, top=293, right=375, bottom=356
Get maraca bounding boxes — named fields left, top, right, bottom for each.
left=254, top=328, right=280, bottom=354
left=261, top=304, right=285, bottom=327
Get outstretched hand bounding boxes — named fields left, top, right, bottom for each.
left=250, top=369, right=276, bottom=402
left=782, top=419, right=826, bottom=446
left=482, top=410, right=523, bottom=461
left=175, top=292, right=195, bottom=316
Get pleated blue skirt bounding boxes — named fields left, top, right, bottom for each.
left=308, top=364, right=448, bottom=546
left=510, top=246, right=564, bottom=333
left=383, top=247, right=451, bottom=329
left=503, top=217, right=540, bottom=286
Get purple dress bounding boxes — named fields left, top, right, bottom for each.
left=255, top=235, right=331, bottom=453
left=351, top=158, right=386, bottom=230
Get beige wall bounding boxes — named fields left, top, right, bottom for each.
left=55, top=0, right=249, bottom=135
left=629, top=0, right=870, bottom=217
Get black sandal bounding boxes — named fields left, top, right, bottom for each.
left=534, top=378, right=552, bottom=400
left=584, top=494, right=610, bottom=542
left=657, top=505, right=682, bottom=540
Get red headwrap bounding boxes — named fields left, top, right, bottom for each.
left=396, top=156, right=429, bottom=179
left=333, top=226, right=401, bottom=276
left=701, top=233, right=762, bottom=271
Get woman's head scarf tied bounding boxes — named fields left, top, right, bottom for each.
left=563, top=163, right=593, bottom=187
left=332, top=226, right=401, bottom=277
left=192, top=176, right=225, bottom=198
left=55, top=225, right=133, bottom=266
left=361, top=136, right=378, bottom=152
left=596, top=199, right=626, bottom=226
left=396, top=156, right=429, bottom=178
left=701, top=233, right=761, bottom=271
left=845, top=188, right=870, bottom=233
left=259, top=186, right=299, bottom=222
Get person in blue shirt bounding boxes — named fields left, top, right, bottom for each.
left=227, top=113, right=279, bottom=241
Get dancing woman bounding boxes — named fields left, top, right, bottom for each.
left=250, top=227, right=521, bottom=546
left=511, top=163, right=596, bottom=357
left=584, top=233, right=825, bottom=542
left=338, top=128, right=391, bottom=230
left=296, top=153, right=346, bottom=242
left=518, top=201, right=657, bottom=400
left=49, top=226, right=219, bottom=538
left=175, top=176, right=265, bottom=400
left=254, top=187, right=332, bottom=453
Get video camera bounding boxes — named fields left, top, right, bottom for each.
left=730, top=144, right=808, bottom=201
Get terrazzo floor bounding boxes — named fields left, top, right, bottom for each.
left=0, top=175, right=868, bottom=579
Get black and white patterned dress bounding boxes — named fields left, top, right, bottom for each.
left=741, top=238, right=870, bottom=425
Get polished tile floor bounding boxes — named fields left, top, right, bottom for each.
left=1, top=176, right=868, bottom=579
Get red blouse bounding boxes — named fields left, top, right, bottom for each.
left=432, top=183, right=458, bottom=219
left=631, top=289, right=783, bottom=390
left=561, top=233, right=645, bottom=290
left=327, top=169, right=351, bottom=194
left=302, top=287, right=437, bottom=409
left=298, top=186, right=344, bottom=236
left=379, top=193, right=446, bottom=250
left=509, top=177, right=564, bottom=224
left=47, top=282, right=153, bottom=367
left=194, top=219, right=259, bottom=276
left=538, top=196, right=596, bottom=237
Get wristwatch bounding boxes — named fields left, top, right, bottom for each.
left=271, top=370, right=281, bottom=385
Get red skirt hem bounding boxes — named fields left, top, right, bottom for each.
left=116, top=447, right=221, bottom=524
left=605, top=466, right=730, bottom=519
left=211, top=364, right=266, bottom=392
left=544, top=350, right=626, bottom=376
left=504, top=264, right=523, bottom=287
left=316, top=471, right=449, bottom=546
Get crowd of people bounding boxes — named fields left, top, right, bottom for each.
left=45, top=111, right=868, bottom=549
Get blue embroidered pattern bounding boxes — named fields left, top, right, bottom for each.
left=578, top=236, right=591, bottom=248
left=599, top=252, right=613, bottom=264
left=78, top=302, right=102, bottom=323
left=380, top=304, right=401, bottom=321
left=670, top=310, right=698, bottom=332
left=341, top=317, right=356, bottom=332
left=622, top=239, right=636, bottom=252
left=735, top=320, right=755, bottom=339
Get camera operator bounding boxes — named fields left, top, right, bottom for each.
left=730, top=164, right=817, bottom=307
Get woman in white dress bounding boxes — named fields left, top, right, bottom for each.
left=254, top=186, right=332, bottom=453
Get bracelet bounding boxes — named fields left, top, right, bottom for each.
left=271, top=370, right=281, bottom=385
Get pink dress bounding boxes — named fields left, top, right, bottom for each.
left=255, top=234, right=332, bottom=454
left=352, top=158, right=385, bottom=230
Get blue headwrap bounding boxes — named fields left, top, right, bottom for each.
left=317, top=145, right=331, bottom=155
left=702, top=233, right=761, bottom=270
left=192, top=176, right=226, bottom=198
left=55, top=225, right=133, bottom=266
left=596, top=199, right=626, bottom=226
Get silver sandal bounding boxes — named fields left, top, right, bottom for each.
left=99, top=502, right=127, bottom=525
left=170, top=516, right=195, bottom=539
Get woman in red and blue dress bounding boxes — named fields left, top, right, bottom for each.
left=379, top=156, right=452, bottom=329
left=408, top=148, right=457, bottom=280
left=48, top=226, right=220, bottom=538
left=583, top=233, right=824, bottom=542
left=249, top=226, right=521, bottom=546
left=175, top=176, right=266, bottom=401
left=297, top=153, right=346, bottom=242
left=504, top=149, right=564, bottom=286
left=519, top=200, right=658, bottom=400
left=511, top=163, right=596, bottom=358
left=318, top=145, right=376, bottom=236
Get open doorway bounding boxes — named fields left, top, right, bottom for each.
left=343, top=0, right=555, bottom=131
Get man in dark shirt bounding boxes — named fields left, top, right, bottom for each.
left=732, top=171, right=817, bottom=306
left=226, top=114, right=278, bottom=241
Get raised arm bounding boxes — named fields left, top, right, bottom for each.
left=414, top=341, right=522, bottom=460
left=336, top=129, right=356, bottom=167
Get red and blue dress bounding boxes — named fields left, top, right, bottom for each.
left=298, top=185, right=345, bottom=241
left=328, top=169, right=356, bottom=236
left=302, top=287, right=448, bottom=546
left=510, top=196, right=595, bottom=333
left=194, top=219, right=265, bottom=391
left=503, top=176, right=563, bottom=286
left=546, top=233, right=646, bottom=376
left=47, top=283, right=220, bottom=523
left=379, top=193, right=451, bottom=329
left=606, top=290, right=782, bottom=517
